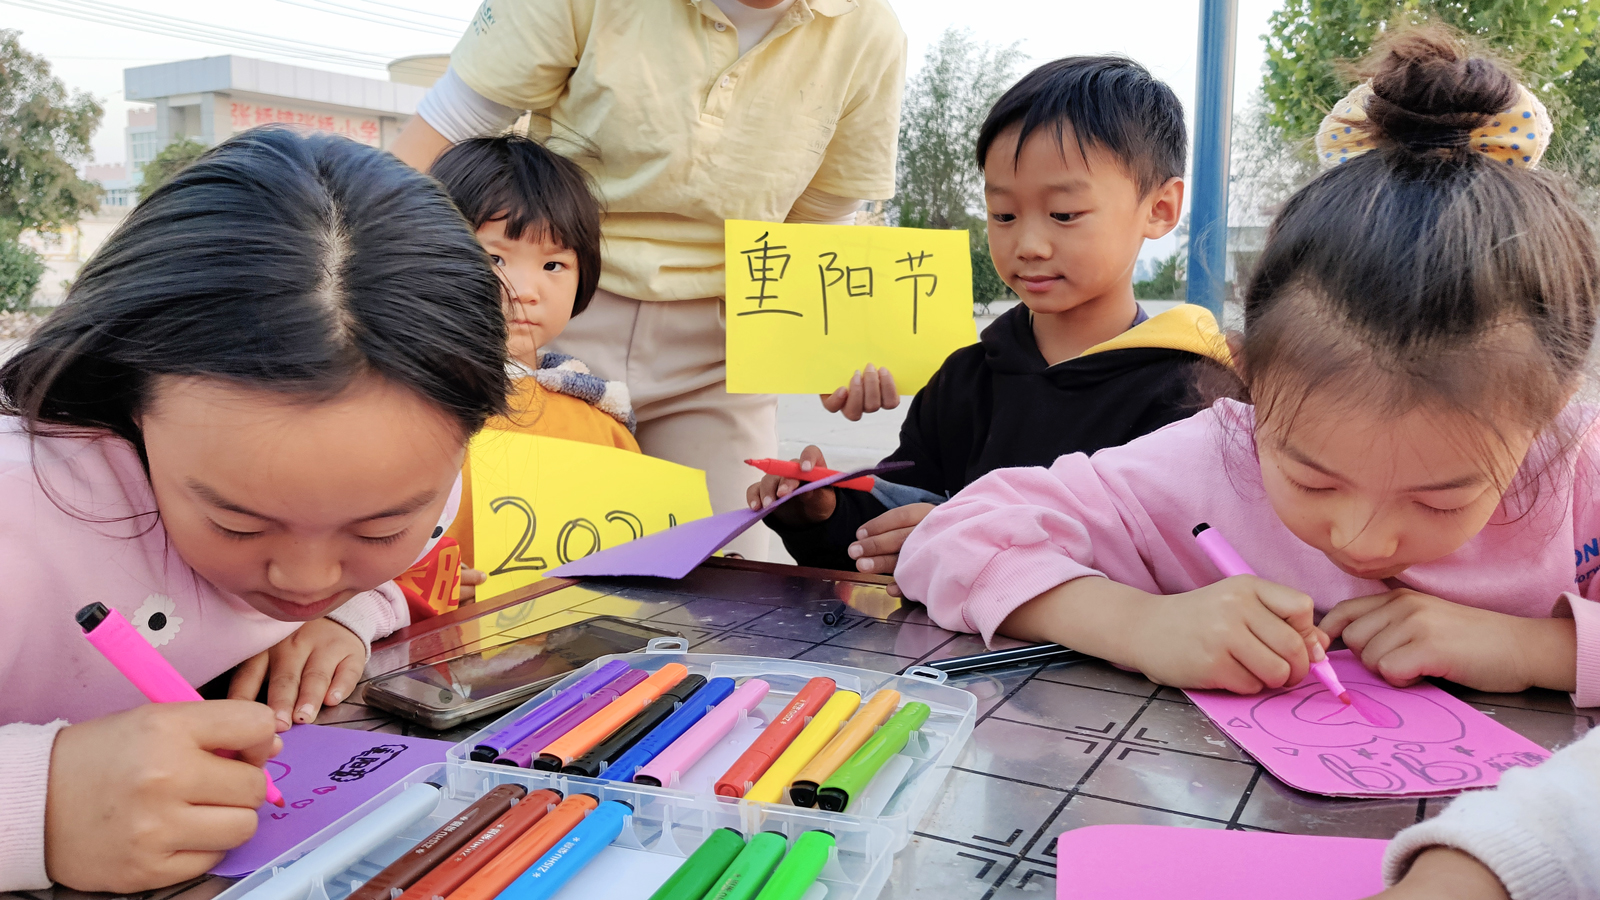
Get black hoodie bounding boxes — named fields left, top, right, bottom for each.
left=770, top=302, right=1234, bottom=570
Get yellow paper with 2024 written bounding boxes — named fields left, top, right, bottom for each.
left=470, top=432, right=713, bottom=601
left=724, top=220, right=976, bottom=394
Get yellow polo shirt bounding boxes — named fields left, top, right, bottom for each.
left=451, top=0, right=907, bottom=303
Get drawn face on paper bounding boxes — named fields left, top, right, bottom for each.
left=140, top=374, right=465, bottom=621
left=478, top=218, right=580, bottom=367
left=1255, top=393, right=1534, bottom=581
left=1250, top=680, right=1464, bottom=748
left=982, top=123, right=1182, bottom=317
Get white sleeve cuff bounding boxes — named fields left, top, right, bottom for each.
left=416, top=67, right=523, bottom=143
left=324, top=583, right=411, bottom=659
left=0, top=721, right=68, bottom=892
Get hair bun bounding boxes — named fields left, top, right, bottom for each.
left=1359, top=27, right=1517, bottom=159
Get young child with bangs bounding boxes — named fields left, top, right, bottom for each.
left=394, top=135, right=640, bottom=614
left=896, top=30, right=1600, bottom=711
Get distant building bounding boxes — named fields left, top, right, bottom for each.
left=126, top=107, right=158, bottom=181
left=123, top=54, right=428, bottom=161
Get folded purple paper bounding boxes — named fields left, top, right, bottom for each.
left=548, top=461, right=914, bottom=579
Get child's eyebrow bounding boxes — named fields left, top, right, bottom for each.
left=187, top=480, right=438, bottom=523
left=1279, top=446, right=1484, bottom=492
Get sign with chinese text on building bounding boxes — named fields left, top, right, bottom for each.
left=227, top=102, right=381, bottom=147
left=724, top=220, right=975, bottom=394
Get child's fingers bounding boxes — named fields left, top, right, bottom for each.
left=182, top=700, right=281, bottom=762
left=1366, top=639, right=1431, bottom=688
left=854, top=553, right=899, bottom=575
left=798, top=445, right=828, bottom=469
left=1318, top=593, right=1393, bottom=640
left=291, top=646, right=347, bottom=725
left=460, top=567, right=487, bottom=586
left=1337, top=600, right=1407, bottom=654
left=1211, top=655, right=1268, bottom=695
left=855, top=502, right=934, bottom=539
left=861, top=364, right=883, bottom=412
left=327, top=653, right=364, bottom=707
left=879, top=368, right=901, bottom=409
left=886, top=580, right=904, bottom=598
left=1247, top=578, right=1318, bottom=635
left=1243, top=606, right=1310, bottom=688
left=819, top=386, right=848, bottom=412
left=849, top=526, right=916, bottom=561
left=265, top=644, right=313, bottom=730
left=842, top=370, right=865, bottom=421
left=1228, top=633, right=1295, bottom=692
left=170, top=807, right=261, bottom=854
left=227, top=651, right=270, bottom=703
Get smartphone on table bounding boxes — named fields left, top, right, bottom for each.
left=364, top=616, right=681, bottom=730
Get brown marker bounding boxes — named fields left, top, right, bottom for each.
left=396, top=788, right=563, bottom=900
left=443, top=794, right=600, bottom=900
left=348, top=784, right=526, bottom=900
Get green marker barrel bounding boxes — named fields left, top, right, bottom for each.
left=647, top=827, right=746, bottom=900
left=815, top=701, right=930, bottom=812
left=752, top=831, right=834, bottom=900
left=700, top=831, right=787, bottom=900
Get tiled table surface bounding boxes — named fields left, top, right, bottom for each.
left=15, top=560, right=1595, bottom=900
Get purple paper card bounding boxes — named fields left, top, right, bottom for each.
left=211, top=724, right=452, bottom=877
left=548, top=461, right=913, bottom=579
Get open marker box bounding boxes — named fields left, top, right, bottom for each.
left=445, top=638, right=978, bottom=848
left=213, top=762, right=900, bottom=900
left=213, top=640, right=974, bottom=900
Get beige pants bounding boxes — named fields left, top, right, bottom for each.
left=547, top=288, right=778, bottom=558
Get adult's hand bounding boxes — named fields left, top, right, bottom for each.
left=820, top=364, right=899, bottom=421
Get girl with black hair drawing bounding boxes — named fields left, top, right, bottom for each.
left=898, top=28, right=1600, bottom=711
left=0, top=128, right=510, bottom=893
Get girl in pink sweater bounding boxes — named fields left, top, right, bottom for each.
left=897, top=31, right=1600, bottom=711
left=0, top=129, right=510, bottom=892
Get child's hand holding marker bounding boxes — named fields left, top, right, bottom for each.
left=746, top=445, right=839, bottom=522
left=227, top=617, right=367, bottom=730
left=45, top=701, right=280, bottom=892
left=1320, top=587, right=1579, bottom=695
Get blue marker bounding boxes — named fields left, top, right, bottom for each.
left=603, top=676, right=736, bottom=782
left=494, top=800, right=630, bottom=900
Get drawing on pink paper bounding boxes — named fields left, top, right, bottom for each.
left=1185, top=650, right=1549, bottom=797
left=210, top=724, right=451, bottom=878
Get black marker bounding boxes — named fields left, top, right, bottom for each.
left=911, top=642, right=1088, bottom=677
left=556, top=674, right=708, bottom=777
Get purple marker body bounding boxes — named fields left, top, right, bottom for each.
left=471, top=660, right=633, bottom=762
left=494, top=668, right=650, bottom=767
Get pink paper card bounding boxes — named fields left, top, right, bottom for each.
left=1056, top=825, right=1387, bottom=899
left=1184, top=650, right=1550, bottom=797
left=211, top=724, right=452, bottom=877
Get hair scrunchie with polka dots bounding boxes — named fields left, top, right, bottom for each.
left=1316, top=81, right=1551, bottom=169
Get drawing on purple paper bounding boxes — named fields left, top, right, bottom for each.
left=329, top=744, right=408, bottom=781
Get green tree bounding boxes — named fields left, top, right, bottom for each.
left=1261, top=1, right=1600, bottom=172
left=0, top=239, right=44, bottom=311
left=0, top=30, right=102, bottom=241
left=137, top=138, right=208, bottom=203
left=890, top=28, right=1025, bottom=306
left=1134, top=249, right=1186, bottom=301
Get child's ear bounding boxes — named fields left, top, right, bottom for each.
left=1143, top=177, right=1184, bottom=239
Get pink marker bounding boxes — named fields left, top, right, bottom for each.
left=77, top=602, right=286, bottom=807
left=633, top=678, right=770, bottom=787
left=1191, top=524, right=1352, bottom=706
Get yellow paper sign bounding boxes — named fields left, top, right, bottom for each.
left=470, top=433, right=713, bottom=600
left=724, top=220, right=976, bottom=393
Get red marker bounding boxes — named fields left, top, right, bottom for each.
left=745, top=459, right=876, bottom=492
left=715, top=676, right=837, bottom=797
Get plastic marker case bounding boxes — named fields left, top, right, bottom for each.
left=214, top=640, right=973, bottom=900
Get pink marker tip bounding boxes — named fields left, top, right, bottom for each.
left=1338, top=692, right=1351, bottom=705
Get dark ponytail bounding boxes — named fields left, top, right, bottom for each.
left=1239, top=27, right=1599, bottom=439
left=0, top=127, right=511, bottom=456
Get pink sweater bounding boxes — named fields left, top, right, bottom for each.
left=896, top=399, right=1600, bottom=709
left=0, top=418, right=410, bottom=890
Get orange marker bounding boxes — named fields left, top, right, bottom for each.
left=745, top=459, right=876, bottom=492
left=395, top=788, right=562, bottom=900
left=533, top=663, right=689, bottom=770
left=443, top=794, right=600, bottom=900
left=715, top=676, right=836, bottom=797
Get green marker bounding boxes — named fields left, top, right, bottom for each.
left=815, top=701, right=931, bottom=812
left=699, top=831, right=787, bottom=900
left=648, top=828, right=747, bottom=900
left=752, top=831, right=834, bottom=900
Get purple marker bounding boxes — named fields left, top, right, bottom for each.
left=494, top=668, right=650, bottom=767
left=470, top=660, right=633, bottom=762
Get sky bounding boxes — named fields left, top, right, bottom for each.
left=4, top=0, right=1284, bottom=258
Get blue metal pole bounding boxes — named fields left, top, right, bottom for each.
left=1188, top=0, right=1238, bottom=317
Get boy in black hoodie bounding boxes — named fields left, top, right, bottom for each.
left=749, top=56, right=1233, bottom=590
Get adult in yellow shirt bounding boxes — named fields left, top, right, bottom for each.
left=392, top=0, right=907, bottom=557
